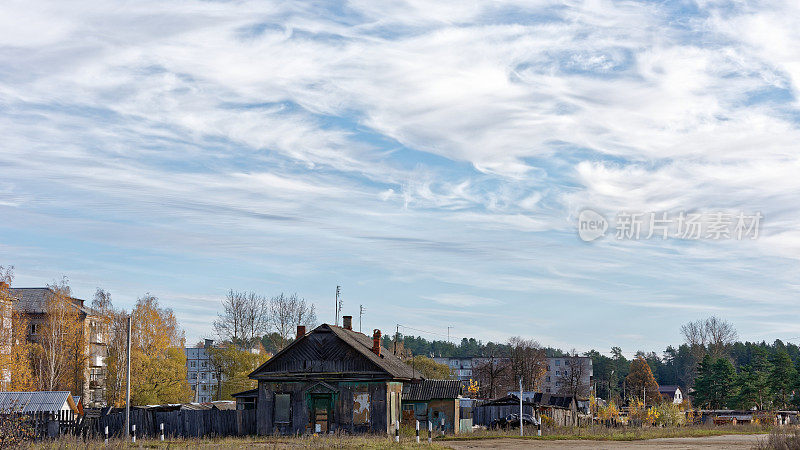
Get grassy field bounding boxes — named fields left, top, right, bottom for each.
left=18, top=425, right=773, bottom=449
left=438, top=424, right=771, bottom=442
left=21, top=434, right=450, bottom=449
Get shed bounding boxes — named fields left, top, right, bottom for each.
left=402, top=379, right=463, bottom=433
left=232, top=388, right=258, bottom=410
left=0, top=391, right=79, bottom=415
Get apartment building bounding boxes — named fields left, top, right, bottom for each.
left=539, top=356, right=593, bottom=397
left=185, top=339, right=220, bottom=402
left=8, top=287, right=108, bottom=406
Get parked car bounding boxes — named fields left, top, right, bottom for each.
left=490, top=413, right=538, bottom=429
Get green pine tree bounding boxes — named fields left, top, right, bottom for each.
left=769, top=350, right=797, bottom=409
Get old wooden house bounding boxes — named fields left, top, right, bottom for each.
left=248, top=317, right=418, bottom=435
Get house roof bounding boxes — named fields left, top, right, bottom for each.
left=658, top=385, right=681, bottom=395
left=0, top=391, right=78, bottom=414
left=482, top=393, right=576, bottom=409
left=8, top=287, right=94, bottom=316
left=249, top=324, right=417, bottom=381
left=231, top=388, right=258, bottom=399
left=403, top=379, right=462, bottom=401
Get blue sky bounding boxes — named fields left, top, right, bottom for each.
left=2, top=0, right=800, bottom=357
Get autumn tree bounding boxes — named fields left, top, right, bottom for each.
left=103, top=309, right=129, bottom=407
left=32, top=278, right=84, bottom=392
left=508, top=336, right=547, bottom=391
left=472, top=353, right=508, bottom=399
left=267, top=293, right=317, bottom=351
left=207, top=344, right=264, bottom=400
left=404, top=355, right=454, bottom=379
left=625, top=357, right=661, bottom=406
left=129, top=294, right=192, bottom=405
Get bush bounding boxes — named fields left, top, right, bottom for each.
left=753, top=428, right=800, bottom=449
left=0, top=413, right=35, bottom=447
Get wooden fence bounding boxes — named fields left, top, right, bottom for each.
left=94, top=409, right=257, bottom=439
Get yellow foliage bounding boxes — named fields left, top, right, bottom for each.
left=129, top=295, right=192, bottom=405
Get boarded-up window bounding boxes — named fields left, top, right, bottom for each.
left=353, top=392, right=370, bottom=424
left=390, top=392, right=398, bottom=426
left=274, top=393, right=290, bottom=423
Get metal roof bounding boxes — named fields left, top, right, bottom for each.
left=8, top=288, right=94, bottom=315
left=403, top=379, right=462, bottom=401
left=0, top=391, right=78, bottom=414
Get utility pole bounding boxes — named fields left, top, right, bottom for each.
left=335, top=286, right=341, bottom=326
left=394, top=324, right=400, bottom=356
left=125, top=314, right=132, bottom=439
left=447, top=326, right=452, bottom=343
left=519, top=377, right=524, bottom=437
left=359, top=305, right=365, bottom=333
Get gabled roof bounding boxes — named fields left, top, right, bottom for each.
left=231, top=388, right=258, bottom=399
left=8, top=287, right=94, bottom=316
left=658, top=385, right=681, bottom=395
left=249, top=324, right=417, bottom=381
left=403, top=379, right=462, bottom=401
left=0, top=391, right=78, bottom=414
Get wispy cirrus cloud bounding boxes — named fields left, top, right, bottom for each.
left=1, top=0, right=799, bottom=352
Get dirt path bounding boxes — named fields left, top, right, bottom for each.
left=444, top=434, right=765, bottom=449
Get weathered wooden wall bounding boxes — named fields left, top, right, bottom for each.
left=93, top=409, right=257, bottom=438
left=256, top=380, right=392, bottom=435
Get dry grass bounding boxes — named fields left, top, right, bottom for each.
left=753, top=428, right=800, bottom=450
left=439, top=424, right=771, bottom=442
left=21, top=434, right=449, bottom=449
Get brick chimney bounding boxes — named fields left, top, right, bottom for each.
left=296, top=325, right=306, bottom=339
left=342, top=315, right=352, bottom=330
left=372, top=329, right=381, bottom=356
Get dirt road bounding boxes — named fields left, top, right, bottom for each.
left=444, top=434, right=765, bottom=449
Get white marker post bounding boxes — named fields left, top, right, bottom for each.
left=160, top=422, right=164, bottom=441
left=131, top=424, right=136, bottom=443
left=415, top=420, right=420, bottom=443
left=428, top=420, right=432, bottom=443
left=104, top=425, right=108, bottom=444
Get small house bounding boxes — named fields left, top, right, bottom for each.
left=658, top=385, right=684, bottom=404
left=248, top=318, right=418, bottom=435
left=402, top=379, right=463, bottom=433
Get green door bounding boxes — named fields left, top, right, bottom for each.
left=311, top=395, right=332, bottom=433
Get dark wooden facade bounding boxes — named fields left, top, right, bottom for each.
left=249, top=324, right=416, bottom=435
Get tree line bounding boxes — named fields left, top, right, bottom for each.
left=393, top=316, right=800, bottom=410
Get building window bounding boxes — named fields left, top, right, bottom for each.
left=200, top=373, right=206, bottom=380
left=30, top=323, right=37, bottom=335
left=546, top=376, right=551, bottom=382
left=190, top=361, right=196, bottom=368
left=555, top=360, right=560, bottom=366
left=274, top=394, right=291, bottom=424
